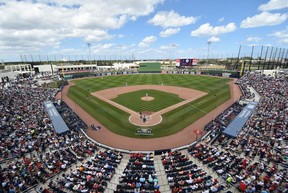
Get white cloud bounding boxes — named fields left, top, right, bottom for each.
left=218, top=17, right=225, bottom=23
left=159, top=44, right=178, bottom=50
left=208, top=36, right=220, bottom=42
left=240, top=12, right=288, bottom=28
left=159, top=45, right=170, bottom=50
left=258, top=0, right=288, bottom=11
left=49, top=48, right=85, bottom=57
left=246, top=36, right=261, bottom=42
left=248, top=44, right=258, bottom=47
left=159, top=28, right=181, bottom=37
left=269, top=27, right=288, bottom=43
left=191, top=23, right=236, bottom=37
left=0, top=0, right=163, bottom=52
left=0, top=28, right=61, bottom=50
left=70, top=0, right=164, bottom=29
left=83, top=31, right=114, bottom=42
left=0, top=1, right=74, bottom=30
left=138, top=36, right=157, bottom=48
left=148, top=10, right=197, bottom=28
left=91, top=43, right=114, bottom=53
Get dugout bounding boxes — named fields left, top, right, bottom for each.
left=138, top=62, right=161, bottom=73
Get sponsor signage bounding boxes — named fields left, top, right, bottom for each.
left=135, top=128, right=153, bottom=136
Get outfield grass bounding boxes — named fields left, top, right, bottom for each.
left=68, top=74, right=231, bottom=138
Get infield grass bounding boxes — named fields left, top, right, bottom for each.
left=112, top=89, right=184, bottom=112
left=68, top=74, right=231, bottom=138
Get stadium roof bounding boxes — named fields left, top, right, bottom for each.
left=223, top=101, right=258, bottom=138
left=44, top=101, right=70, bottom=134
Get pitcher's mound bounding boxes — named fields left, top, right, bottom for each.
left=141, top=96, right=154, bottom=101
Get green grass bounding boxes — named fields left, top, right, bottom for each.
left=112, top=89, right=184, bottom=112
left=68, top=74, right=231, bottom=138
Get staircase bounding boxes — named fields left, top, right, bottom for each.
left=104, top=154, right=130, bottom=193
left=153, top=155, right=171, bottom=193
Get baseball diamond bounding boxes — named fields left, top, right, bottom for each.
left=58, top=74, right=242, bottom=151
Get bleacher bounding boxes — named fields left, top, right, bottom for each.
left=116, top=153, right=158, bottom=193
left=0, top=72, right=287, bottom=193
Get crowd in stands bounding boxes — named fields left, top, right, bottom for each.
left=56, top=101, right=88, bottom=131
left=1, top=71, right=287, bottom=193
left=236, top=80, right=255, bottom=101
left=53, top=149, right=122, bottom=193
left=196, top=71, right=288, bottom=192
left=0, top=78, right=57, bottom=160
left=116, top=153, right=158, bottom=193
left=203, top=102, right=244, bottom=145
left=0, top=77, right=96, bottom=193
left=161, top=150, right=225, bottom=193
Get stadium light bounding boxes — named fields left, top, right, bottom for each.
left=170, top=43, right=176, bottom=63
left=207, top=41, right=211, bottom=68
left=87, top=43, right=92, bottom=65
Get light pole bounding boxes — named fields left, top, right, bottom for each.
left=170, top=43, right=176, bottom=64
left=87, top=43, right=92, bottom=65
left=207, top=41, right=211, bottom=68
left=118, top=44, right=122, bottom=62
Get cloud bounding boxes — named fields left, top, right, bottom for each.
left=70, top=0, right=164, bottom=29
left=159, top=28, right=181, bottom=37
left=0, top=1, right=73, bottom=30
left=248, top=44, right=258, bottom=47
left=218, top=17, right=225, bottom=23
left=246, top=36, right=261, bottom=42
left=258, top=0, right=288, bottom=11
left=191, top=23, right=236, bottom=37
left=138, top=36, right=157, bottom=47
left=91, top=43, right=114, bottom=53
left=49, top=48, right=85, bottom=57
left=83, top=30, right=114, bottom=42
left=240, top=12, right=288, bottom=28
left=148, top=10, right=197, bottom=28
left=208, top=36, right=220, bottom=42
left=0, top=0, right=163, bottom=52
left=159, top=44, right=177, bottom=50
left=0, top=28, right=61, bottom=51
left=269, top=27, right=288, bottom=43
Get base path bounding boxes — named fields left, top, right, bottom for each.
left=56, top=78, right=242, bottom=151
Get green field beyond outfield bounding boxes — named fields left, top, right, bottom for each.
left=68, top=74, right=231, bottom=138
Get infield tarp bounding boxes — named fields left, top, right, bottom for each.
left=223, top=101, right=258, bottom=138
left=44, top=101, right=69, bottom=134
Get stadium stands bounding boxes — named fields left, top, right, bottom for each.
left=0, top=71, right=287, bottom=193
left=116, top=153, right=158, bottom=193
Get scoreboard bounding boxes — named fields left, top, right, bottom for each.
left=176, top=58, right=198, bottom=67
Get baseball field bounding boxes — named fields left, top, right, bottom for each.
left=67, top=74, right=231, bottom=138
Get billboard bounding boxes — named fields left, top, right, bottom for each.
left=176, top=58, right=198, bottom=67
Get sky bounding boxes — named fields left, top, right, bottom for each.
left=0, top=0, right=287, bottom=62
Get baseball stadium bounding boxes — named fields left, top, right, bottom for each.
left=0, top=59, right=287, bottom=193
left=0, top=0, right=287, bottom=192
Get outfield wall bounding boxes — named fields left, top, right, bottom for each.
left=59, top=66, right=241, bottom=80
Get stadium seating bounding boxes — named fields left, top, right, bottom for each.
left=0, top=71, right=287, bottom=193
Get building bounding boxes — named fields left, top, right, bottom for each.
left=0, top=64, right=34, bottom=82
